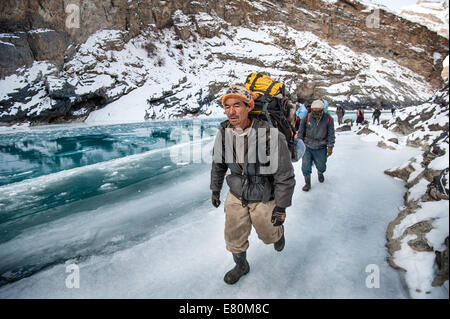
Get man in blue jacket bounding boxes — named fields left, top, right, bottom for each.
left=298, top=100, right=335, bottom=191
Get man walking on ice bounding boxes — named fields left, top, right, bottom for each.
left=298, top=99, right=335, bottom=192
left=210, top=85, right=296, bottom=285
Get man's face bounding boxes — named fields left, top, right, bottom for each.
left=224, top=97, right=251, bottom=128
left=311, top=108, right=323, bottom=118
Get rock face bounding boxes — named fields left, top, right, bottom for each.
left=0, top=0, right=449, bottom=124
left=433, top=236, right=449, bottom=286
left=0, top=32, right=34, bottom=77
left=2, top=0, right=447, bottom=82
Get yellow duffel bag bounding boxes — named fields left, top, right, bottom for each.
left=245, top=72, right=285, bottom=97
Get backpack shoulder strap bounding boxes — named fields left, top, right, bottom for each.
left=306, top=113, right=311, bottom=125
left=265, top=80, right=277, bottom=97
left=249, top=73, right=263, bottom=92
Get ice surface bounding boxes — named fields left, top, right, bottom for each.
left=0, top=128, right=422, bottom=298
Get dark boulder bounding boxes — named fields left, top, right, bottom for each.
left=336, top=124, right=351, bottom=132
left=0, top=33, right=34, bottom=77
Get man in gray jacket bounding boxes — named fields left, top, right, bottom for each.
left=298, top=99, right=335, bottom=191
left=210, top=85, right=296, bottom=285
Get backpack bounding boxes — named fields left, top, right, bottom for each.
left=245, top=72, right=285, bottom=97
left=244, top=72, right=298, bottom=162
left=296, top=104, right=308, bottom=120
left=323, top=100, right=329, bottom=113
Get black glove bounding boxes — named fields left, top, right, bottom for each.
left=271, top=206, right=286, bottom=227
left=211, top=191, right=221, bottom=208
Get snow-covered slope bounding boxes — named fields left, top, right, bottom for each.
left=0, top=23, right=436, bottom=125
left=398, top=0, right=449, bottom=38
left=0, top=0, right=448, bottom=125
left=87, top=23, right=436, bottom=124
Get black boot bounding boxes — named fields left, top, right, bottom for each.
left=318, top=172, right=324, bottom=183
left=302, top=175, right=311, bottom=192
left=274, top=225, right=285, bottom=252
left=224, top=252, right=250, bottom=285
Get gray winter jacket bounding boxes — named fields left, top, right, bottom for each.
left=210, top=118, right=295, bottom=208
left=298, top=112, right=335, bottom=150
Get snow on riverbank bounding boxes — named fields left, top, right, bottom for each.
left=354, top=97, right=449, bottom=299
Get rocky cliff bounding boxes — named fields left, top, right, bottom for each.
left=0, top=0, right=448, bottom=125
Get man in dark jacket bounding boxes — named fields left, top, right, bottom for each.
left=372, top=107, right=381, bottom=125
left=336, top=106, right=345, bottom=125
left=210, top=85, right=296, bottom=285
left=298, top=99, right=335, bottom=191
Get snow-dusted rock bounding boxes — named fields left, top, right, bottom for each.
left=382, top=80, right=449, bottom=298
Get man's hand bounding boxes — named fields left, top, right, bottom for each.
left=211, top=191, right=221, bottom=208
left=271, top=206, right=286, bottom=227
left=327, top=147, right=333, bottom=157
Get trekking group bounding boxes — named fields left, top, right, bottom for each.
left=209, top=73, right=335, bottom=284
left=210, top=73, right=395, bottom=284
left=208, top=73, right=399, bottom=284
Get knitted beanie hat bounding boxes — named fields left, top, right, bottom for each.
left=311, top=100, right=324, bottom=110
left=219, top=85, right=257, bottom=109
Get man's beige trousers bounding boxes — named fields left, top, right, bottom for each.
left=224, top=191, right=283, bottom=254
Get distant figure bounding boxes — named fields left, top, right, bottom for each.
left=298, top=100, right=335, bottom=192
left=336, top=106, right=345, bottom=125
left=356, top=108, right=364, bottom=125
left=391, top=107, right=395, bottom=117
left=372, top=107, right=381, bottom=125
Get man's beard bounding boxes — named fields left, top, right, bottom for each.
left=311, top=110, right=323, bottom=120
